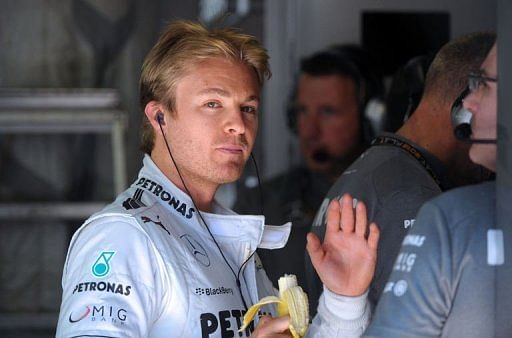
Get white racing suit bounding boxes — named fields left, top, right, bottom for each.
left=56, top=155, right=370, bottom=337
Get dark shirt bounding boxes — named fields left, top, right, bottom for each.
left=234, top=166, right=332, bottom=287
left=306, top=133, right=447, bottom=314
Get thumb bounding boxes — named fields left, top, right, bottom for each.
left=252, top=315, right=290, bottom=337
left=306, top=232, right=324, bottom=270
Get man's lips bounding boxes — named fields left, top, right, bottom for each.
left=216, top=144, right=246, bottom=154
left=304, top=144, right=324, bottom=155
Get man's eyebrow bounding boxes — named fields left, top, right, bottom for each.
left=479, top=69, right=499, bottom=80
left=246, top=95, right=260, bottom=102
left=480, top=69, right=493, bottom=77
left=197, top=88, right=259, bottom=102
left=198, top=88, right=231, bottom=97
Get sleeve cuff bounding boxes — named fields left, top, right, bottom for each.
left=323, top=287, right=369, bottom=321
left=316, top=286, right=371, bottom=331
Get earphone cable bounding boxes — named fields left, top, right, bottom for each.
left=158, top=121, right=251, bottom=311
left=235, top=153, right=265, bottom=298
left=250, top=153, right=264, bottom=216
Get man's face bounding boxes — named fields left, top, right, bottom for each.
left=463, top=44, right=498, bottom=171
left=164, top=57, right=260, bottom=186
left=295, top=74, right=362, bottom=175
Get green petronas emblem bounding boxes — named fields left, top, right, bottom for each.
left=92, top=251, right=115, bottom=277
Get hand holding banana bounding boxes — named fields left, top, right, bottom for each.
left=246, top=193, right=380, bottom=337
left=241, top=274, right=308, bottom=338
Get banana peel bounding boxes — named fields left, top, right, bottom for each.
left=239, top=274, right=309, bottom=338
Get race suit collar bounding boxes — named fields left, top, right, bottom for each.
left=139, top=155, right=291, bottom=250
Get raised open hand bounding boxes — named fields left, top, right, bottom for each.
left=306, top=193, right=379, bottom=297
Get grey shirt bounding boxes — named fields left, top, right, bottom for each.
left=306, top=133, right=446, bottom=313
left=365, top=181, right=497, bottom=338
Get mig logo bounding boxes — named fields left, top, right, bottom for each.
left=92, top=251, right=115, bottom=278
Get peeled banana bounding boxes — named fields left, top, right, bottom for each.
left=239, top=274, right=309, bottom=338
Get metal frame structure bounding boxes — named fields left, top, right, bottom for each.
left=0, top=89, right=127, bottom=220
left=496, top=0, right=511, bottom=335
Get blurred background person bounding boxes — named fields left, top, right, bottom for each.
left=234, top=45, right=383, bottom=287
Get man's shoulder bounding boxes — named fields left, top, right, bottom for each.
left=75, top=185, right=173, bottom=244
left=78, top=204, right=158, bottom=242
left=327, top=145, right=436, bottom=199
left=425, top=181, right=494, bottom=216
left=430, top=181, right=494, bottom=206
left=340, top=143, right=430, bottom=180
left=89, top=182, right=165, bottom=220
left=422, top=181, right=495, bottom=228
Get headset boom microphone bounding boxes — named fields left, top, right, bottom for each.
left=451, top=87, right=496, bottom=144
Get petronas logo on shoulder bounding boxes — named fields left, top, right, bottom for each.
left=92, top=251, right=115, bottom=278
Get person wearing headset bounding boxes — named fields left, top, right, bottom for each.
left=305, top=32, right=496, bottom=315
left=56, top=20, right=379, bottom=338
left=364, top=41, right=500, bottom=338
left=235, top=46, right=383, bottom=289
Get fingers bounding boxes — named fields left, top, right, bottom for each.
left=256, top=315, right=273, bottom=327
left=355, top=200, right=368, bottom=237
left=340, top=194, right=355, bottom=233
left=325, top=194, right=375, bottom=245
left=306, top=232, right=324, bottom=269
left=368, top=222, right=380, bottom=250
left=252, top=315, right=291, bottom=337
left=325, top=199, right=341, bottom=235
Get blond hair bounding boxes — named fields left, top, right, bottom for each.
left=139, top=20, right=271, bottom=154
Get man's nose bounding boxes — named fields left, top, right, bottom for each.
left=463, top=90, right=481, bottom=114
left=224, top=108, right=246, bottom=135
left=299, top=112, right=321, bottom=137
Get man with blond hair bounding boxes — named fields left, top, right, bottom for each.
left=56, top=20, right=379, bottom=338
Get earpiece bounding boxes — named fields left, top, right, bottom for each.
left=156, top=111, right=165, bottom=125
left=451, top=87, right=472, bottom=141
left=451, top=87, right=496, bottom=144
left=385, top=54, right=434, bottom=132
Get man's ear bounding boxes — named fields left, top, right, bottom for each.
left=144, top=101, right=166, bottom=131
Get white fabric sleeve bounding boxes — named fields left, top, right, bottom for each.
left=55, top=216, right=167, bottom=338
left=307, top=287, right=370, bottom=337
